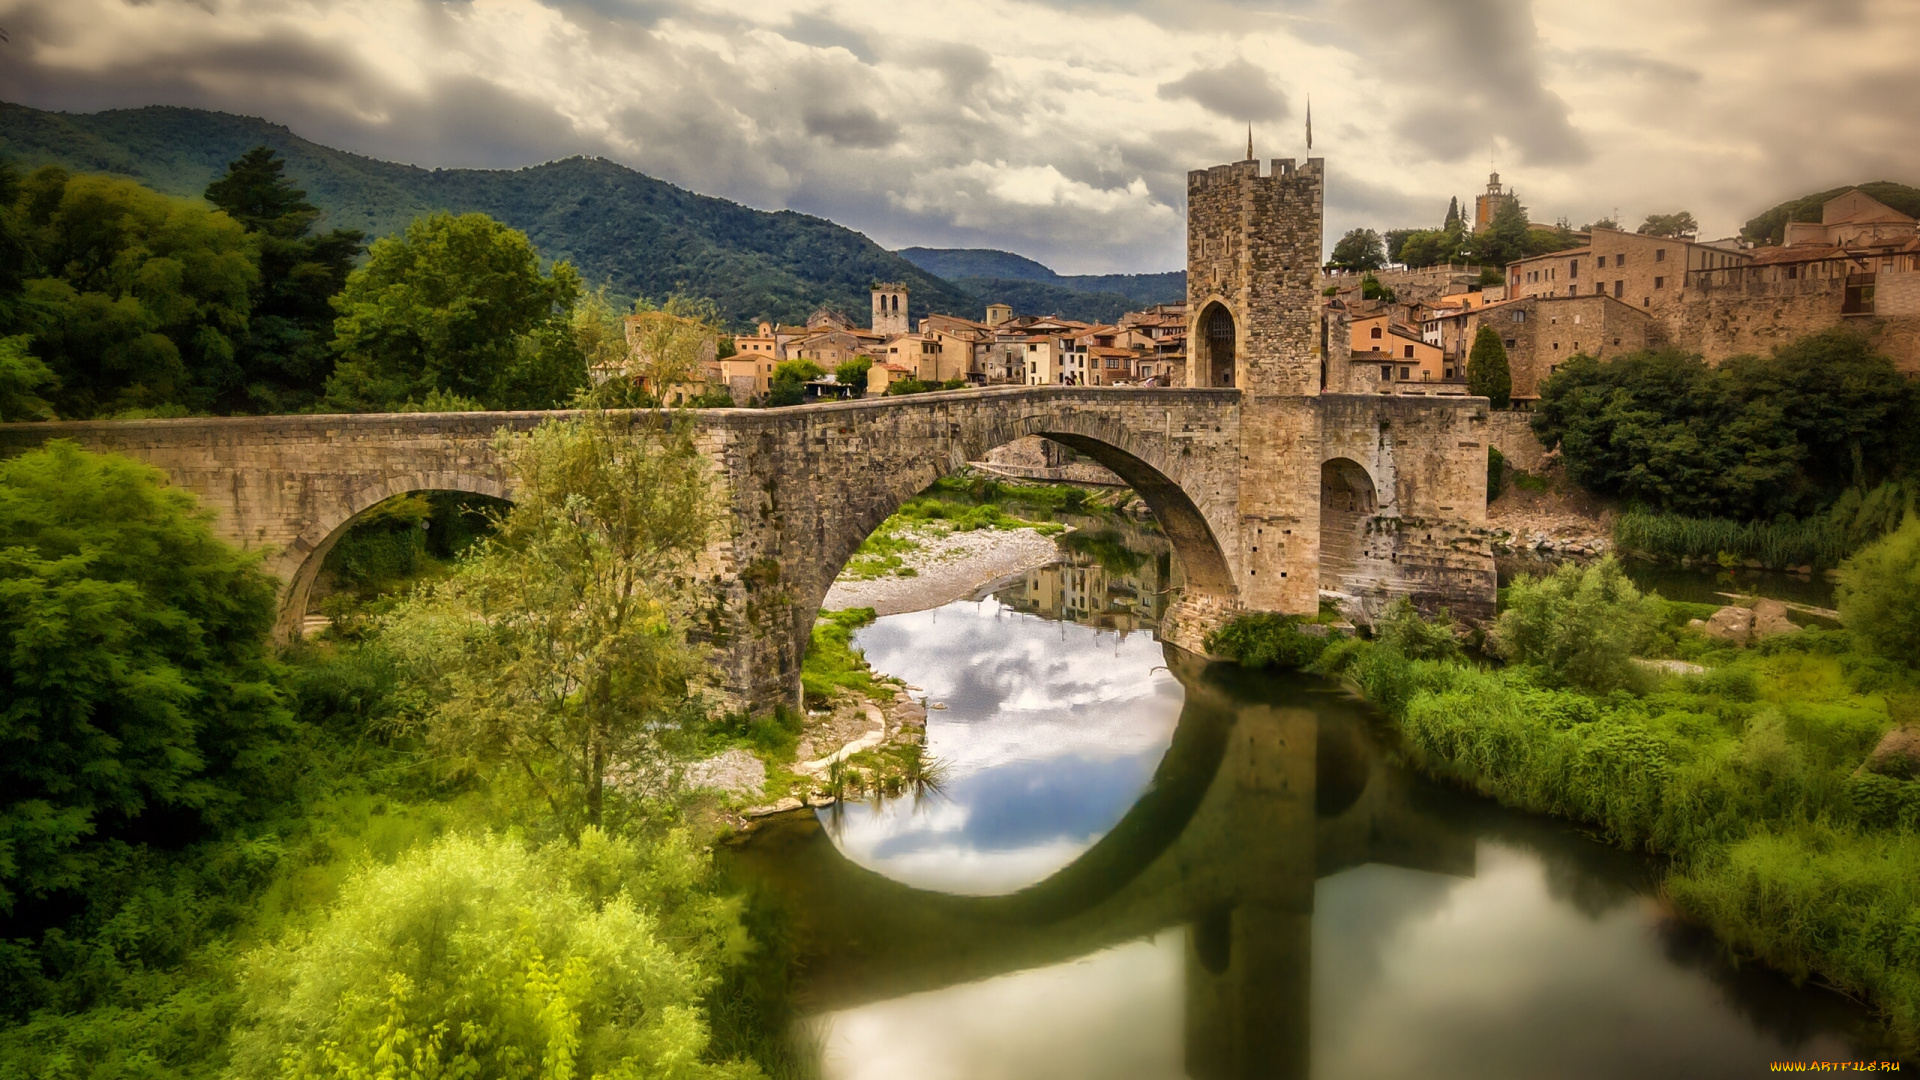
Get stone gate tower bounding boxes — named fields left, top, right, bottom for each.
left=1187, top=152, right=1498, bottom=624
left=1186, top=157, right=1324, bottom=394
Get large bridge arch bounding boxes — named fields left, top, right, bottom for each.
left=281, top=471, right=515, bottom=639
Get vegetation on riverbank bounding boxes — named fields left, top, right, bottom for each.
left=1216, top=549, right=1920, bottom=1050
left=0, top=424, right=813, bottom=1078
left=1613, top=481, right=1917, bottom=570
left=839, top=475, right=1094, bottom=580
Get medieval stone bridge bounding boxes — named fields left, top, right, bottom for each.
left=0, top=384, right=1496, bottom=709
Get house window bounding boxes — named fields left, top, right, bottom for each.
left=1570, top=259, right=1579, bottom=278
left=1399, top=366, right=1412, bottom=379
left=1371, top=326, right=1383, bottom=338
left=1505, top=338, right=1517, bottom=348
left=1656, top=249, right=1666, bottom=263
left=1552, top=342, right=1560, bottom=350
left=1616, top=254, right=1625, bottom=267
left=1654, top=276, right=1665, bottom=289
left=1380, top=365, right=1393, bottom=380
left=1614, top=281, right=1624, bottom=298
left=1403, top=344, right=1414, bottom=358
left=1568, top=285, right=1577, bottom=296
left=1512, top=311, right=1526, bottom=323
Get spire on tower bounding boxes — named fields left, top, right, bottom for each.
left=1246, top=125, right=1253, bottom=161
left=1306, top=95, right=1312, bottom=151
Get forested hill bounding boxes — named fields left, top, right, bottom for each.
left=0, top=101, right=976, bottom=329
left=896, top=246, right=1185, bottom=306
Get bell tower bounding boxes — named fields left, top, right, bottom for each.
left=871, top=283, right=909, bottom=336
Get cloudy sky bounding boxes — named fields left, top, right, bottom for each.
left=2, top=0, right=1917, bottom=273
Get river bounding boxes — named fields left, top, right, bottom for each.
left=725, top=524, right=1894, bottom=1078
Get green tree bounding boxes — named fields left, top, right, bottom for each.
left=1836, top=515, right=1920, bottom=666
left=1329, top=228, right=1386, bottom=272
left=1637, top=211, right=1699, bottom=239
left=1443, top=196, right=1463, bottom=232
left=204, top=147, right=365, bottom=413
left=229, top=830, right=758, bottom=1080
left=1467, top=191, right=1533, bottom=268
left=765, top=359, right=824, bottom=407
left=15, top=168, right=258, bottom=417
left=323, top=212, right=583, bottom=412
left=835, top=355, right=873, bottom=396
left=0, top=441, right=289, bottom=909
left=385, top=412, right=716, bottom=831
left=1467, top=325, right=1512, bottom=408
left=1396, top=228, right=1463, bottom=269
left=0, top=335, right=56, bottom=421
left=1490, top=557, right=1660, bottom=692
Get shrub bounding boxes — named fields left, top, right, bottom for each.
left=1467, top=325, right=1511, bottom=409
left=227, top=830, right=758, bottom=1080
left=1490, top=557, right=1660, bottom=692
left=1837, top=516, right=1920, bottom=665
left=1373, top=598, right=1460, bottom=662
left=1486, top=446, right=1505, bottom=502
left=1206, top=613, right=1331, bottom=670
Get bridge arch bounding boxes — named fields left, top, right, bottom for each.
left=278, top=470, right=514, bottom=639
left=1317, top=456, right=1376, bottom=591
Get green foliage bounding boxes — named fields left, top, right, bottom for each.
left=1329, top=228, right=1385, bottom=272
left=1313, top=599, right=1920, bottom=1048
left=1637, top=211, right=1698, bottom=239
left=1359, top=274, right=1395, bottom=302
left=1837, top=516, right=1920, bottom=666
left=1487, top=445, right=1506, bottom=502
left=0, top=335, right=55, bottom=421
left=896, top=247, right=1183, bottom=306
left=1467, top=325, right=1511, bottom=408
left=228, top=829, right=759, bottom=1080
left=1373, top=597, right=1461, bottom=662
left=384, top=412, right=716, bottom=831
left=203, top=147, right=364, bottom=413
left=323, top=212, right=584, bottom=412
left=11, top=167, right=258, bottom=418
left=0, top=442, right=289, bottom=910
left=1465, top=192, right=1533, bottom=268
left=764, top=360, right=823, bottom=408
left=884, top=377, right=931, bottom=396
left=1206, top=613, right=1332, bottom=670
left=1742, top=181, right=1920, bottom=245
left=802, top=608, right=884, bottom=708
left=1612, top=509, right=1859, bottom=569
left=1490, top=557, right=1660, bottom=692
left=834, top=356, right=871, bottom=396
left=1533, top=331, right=1917, bottom=520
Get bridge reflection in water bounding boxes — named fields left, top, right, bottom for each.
left=726, top=652, right=1475, bottom=1080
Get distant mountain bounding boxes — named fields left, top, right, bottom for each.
left=1741, top=181, right=1920, bottom=245
left=948, top=278, right=1140, bottom=325
left=0, top=101, right=976, bottom=330
left=897, top=246, right=1185, bottom=307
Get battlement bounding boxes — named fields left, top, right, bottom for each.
left=1189, top=157, right=1325, bottom=189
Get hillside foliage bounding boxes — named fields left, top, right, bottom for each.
left=1741, top=181, right=1920, bottom=245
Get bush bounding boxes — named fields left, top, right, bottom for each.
left=1206, top=613, right=1332, bottom=670
left=1467, top=326, right=1512, bottom=408
left=1837, top=516, right=1920, bottom=665
left=227, top=830, right=758, bottom=1080
left=1486, top=446, right=1505, bottom=502
left=1613, top=510, right=1849, bottom=569
left=1490, top=557, right=1659, bottom=692
left=1374, top=598, right=1460, bottom=662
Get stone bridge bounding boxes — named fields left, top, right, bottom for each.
left=0, top=385, right=1496, bottom=710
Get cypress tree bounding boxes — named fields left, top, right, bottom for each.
left=1443, top=196, right=1461, bottom=232
left=1469, top=325, right=1512, bottom=409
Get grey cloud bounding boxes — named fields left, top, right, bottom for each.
left=924, top=42, right=995, bottom=97
left=1156, top=57, right=1291, bottom=122
left=1562, top=47, right=1701, bottom=84
left=782, top=11, right=879, bottom=63
left=802, top=103, right=900, bottom=148
left=1358, top=0, right=1589, bottom=168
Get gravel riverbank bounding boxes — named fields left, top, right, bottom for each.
left=822, top=526, right=1061, bottom=616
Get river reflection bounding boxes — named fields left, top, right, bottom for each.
left=728, top=547, right=1895, bottom=1078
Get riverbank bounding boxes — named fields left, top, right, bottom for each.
left=1209, top=564, right=1920, bottom=1055
left=822, top=523, right=1063, bottom=616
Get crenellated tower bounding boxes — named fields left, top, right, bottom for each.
left=1185, top=157, right=1324, bottom=396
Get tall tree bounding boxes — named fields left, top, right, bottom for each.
left=14, top=168, right=258, bottom=417
left=1443, top=196, right=1462, bottom=232
left=1468, top=325, right=1512, bottom=409
left=1329, top=228, right=1387, bottom=272
left=204, top=147, right=364, bottom=413
left=1637, top=211, right=1699, bottom=239
left=385, top=412, right=716, bottom=831
left=0, top=442, right=290, bottom=909
left=323, top=212, right=584, bottom=411
left=1467, top=193, right=1534, bottom=269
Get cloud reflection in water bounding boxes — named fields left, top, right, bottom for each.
left=820, top=597, right=1181, bottom=895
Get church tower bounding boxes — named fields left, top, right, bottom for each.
left=1185, top=158, right=1325, bottom=396
left=871, top=284, right=909, bottom=336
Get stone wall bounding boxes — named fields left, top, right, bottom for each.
left=1186, top=157, right=1324, bottom=395
left=1485, top=410, right=1552, bottom=473
left=1656, top=283, right=1920, bottom=373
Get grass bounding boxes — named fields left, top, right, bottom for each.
left=1308, top=620, right=1920, bottom=1050
left=1614, top=511, right=1851, bottom=570
left=801, top=608, right=889, bottom=708
left=842, top=479, right=1079, bottom=580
